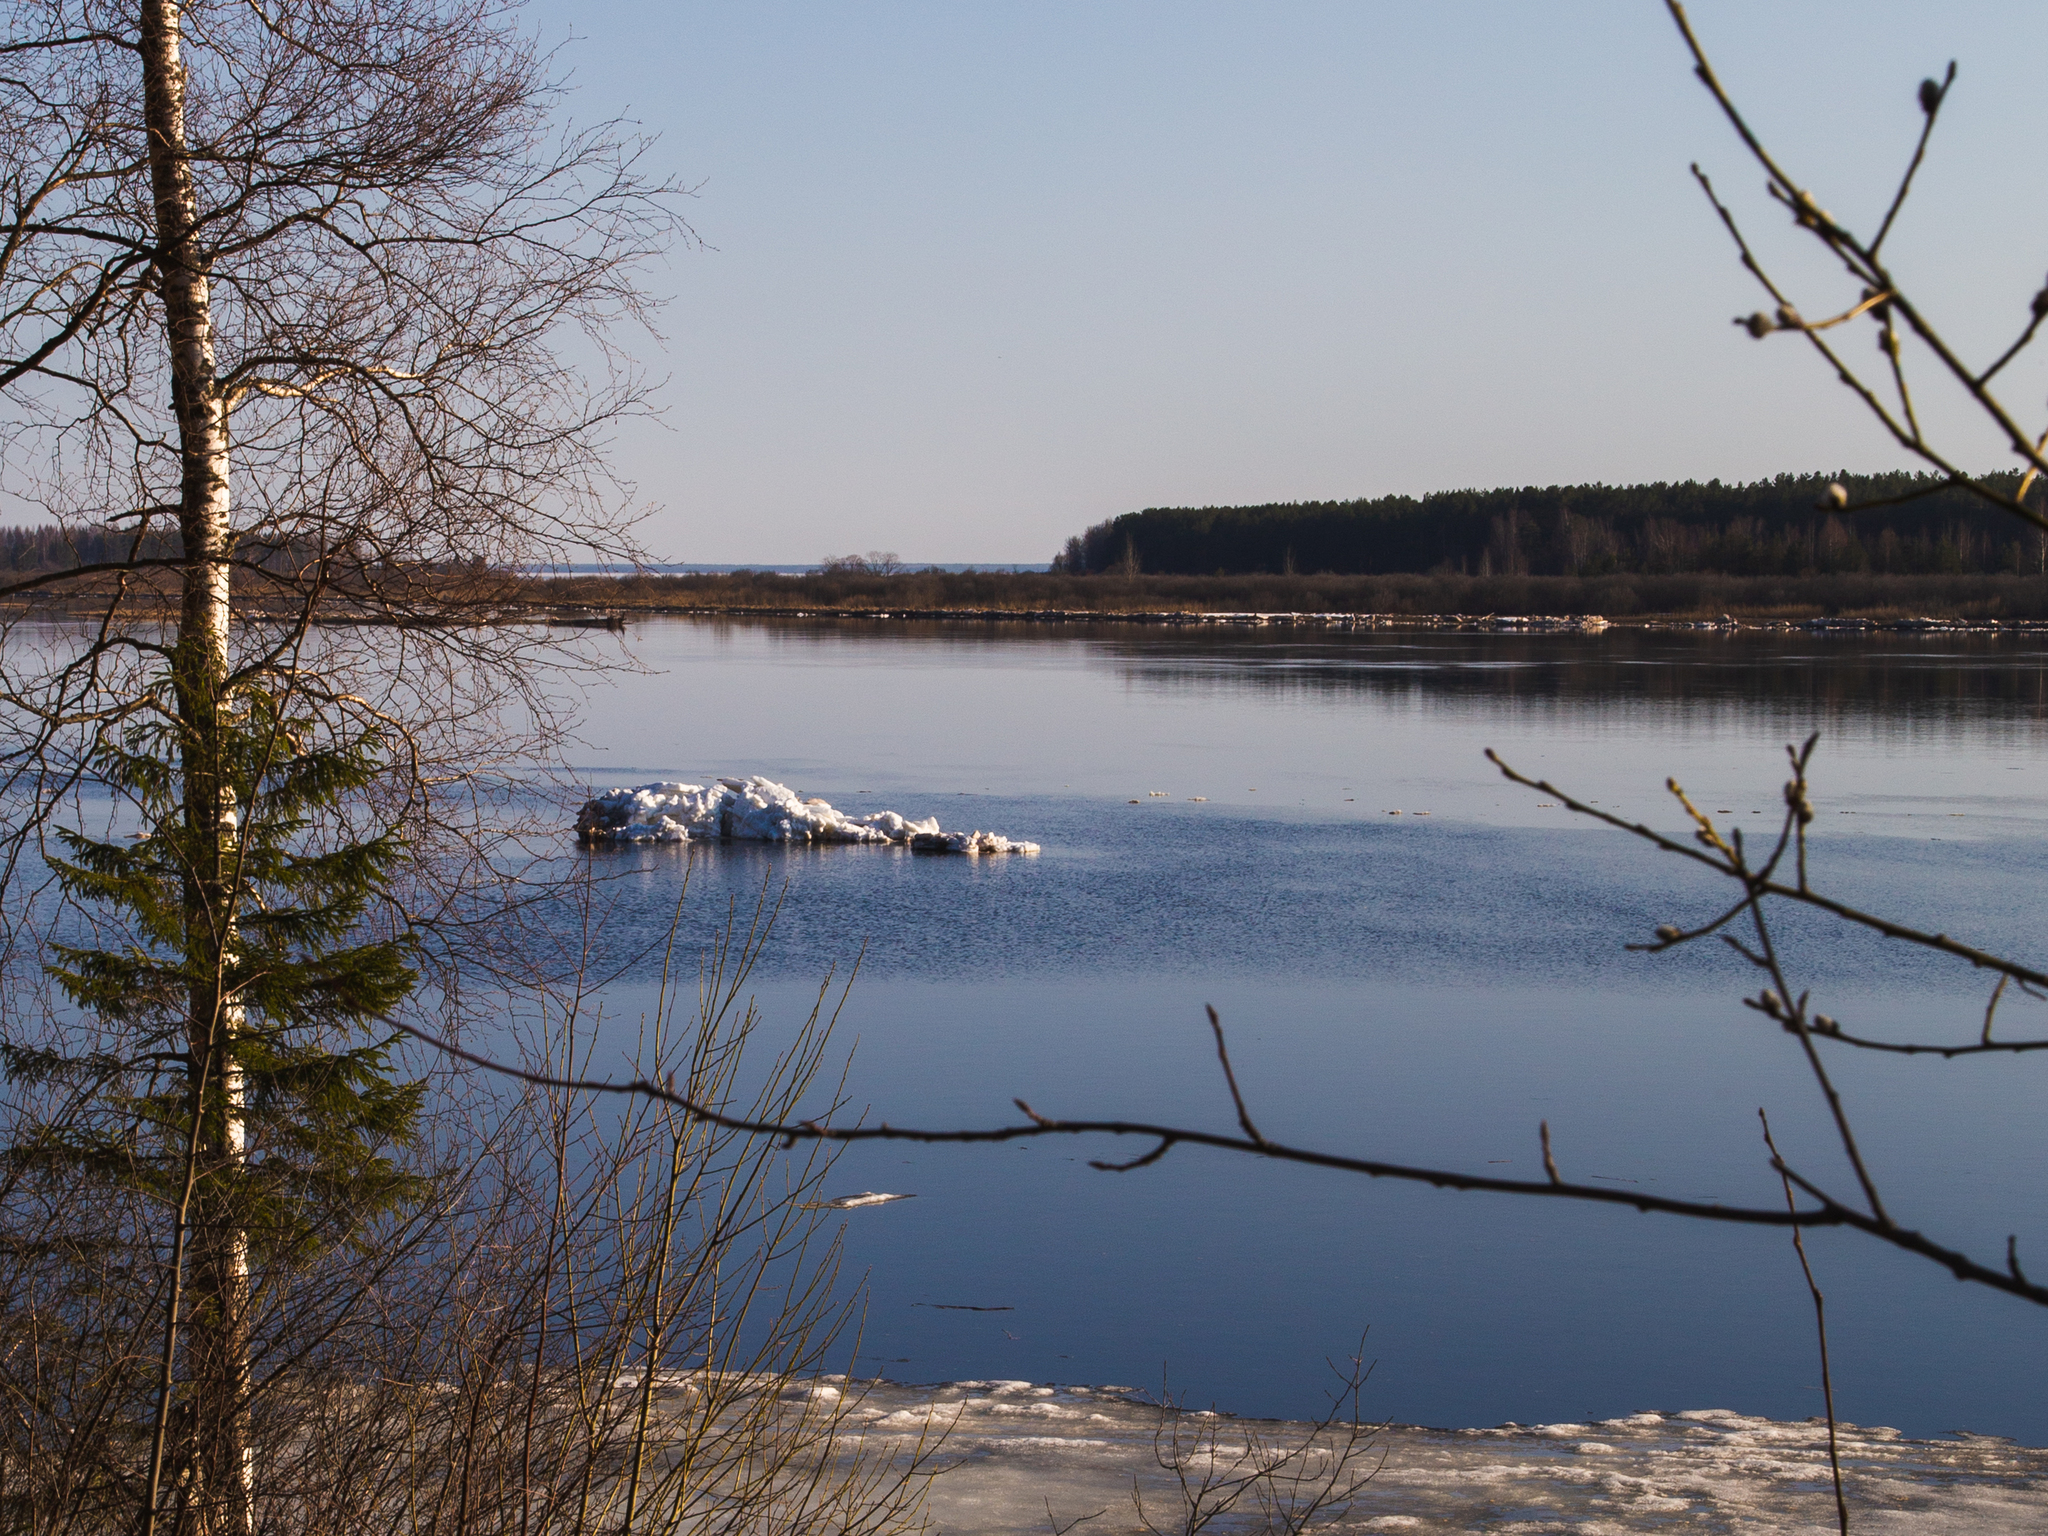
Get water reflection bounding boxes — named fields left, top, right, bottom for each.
left=578, top=620, right=2048, bottom=835
left=673, top=617, right=2048, bottom=723
left=1108, top=631, right=2048, bottom=724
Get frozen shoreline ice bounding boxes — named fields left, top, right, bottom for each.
left=797, top=1379, right=2046, bottom=1534
left=574, top=775, right=1039, bottom=855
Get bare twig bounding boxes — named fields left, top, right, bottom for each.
left=381, top=1017, right=2048, bottom=1307
left=1488, top=748, right=2048, bottom=999
left=1670, top=2, right=2048, bottom=531
left=1206, top=1005, right=1265, bottom=1146
left=1762, top=1111, right=1850, bottom=1536
left=1870, top=61, right=1952, bottom=258
left=1044, top=1498, right=1109, bottom=1536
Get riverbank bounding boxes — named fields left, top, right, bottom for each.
left=528, top=569, right=2048, bottom=623
left=14, top=568, right=2048, bottom=630
left=532, top=605, right=2048, bottom=634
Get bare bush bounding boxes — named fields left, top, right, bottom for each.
left=0, top=878, right=944, bottom=1534
left=1128, top=1351, right=1381, bottom=1536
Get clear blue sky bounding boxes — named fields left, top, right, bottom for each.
left=529, top=1, right=2048, bottom=563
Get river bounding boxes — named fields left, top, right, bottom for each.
left=560, top=619, right=2048, bottom=1442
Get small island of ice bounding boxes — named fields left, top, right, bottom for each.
left=575, top=776, right=1039, bottom=856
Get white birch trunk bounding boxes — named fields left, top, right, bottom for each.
left=139, top=3, right=249, bottom=1532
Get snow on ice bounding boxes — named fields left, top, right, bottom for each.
left=767, top=1379, right=2047, bottom=1534
left=574, top=776, right=1039, bottom=855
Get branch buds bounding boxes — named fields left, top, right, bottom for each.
left=1783, top=777, right=1815, bottom=825
left=1728, top=303, right=1807, bottom=339
left=2031, top=280, right=2048, bottom=320
left=1823, top=481, right=1849, bottom=509
left=1790, top=189, right=1831, bottom=229
left=1918, top=77, right=1944, bottom=116
left=1654, top=924, right=1682, bottom=942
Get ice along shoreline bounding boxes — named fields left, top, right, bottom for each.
left=755, top=1375, right=2048, bottom=1534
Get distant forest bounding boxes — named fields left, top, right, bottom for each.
left=0, top=525, right=447, bottom=577
left=1052, top=473, right=2048, bottom=579
left=0, top=523, right=179, bottom=572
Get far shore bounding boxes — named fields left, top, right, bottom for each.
left=519, top=568, right=2048, bottom=626
left=14, top=568, right=2048, bottom=628
left=522, top=605, right=2048, bottom=635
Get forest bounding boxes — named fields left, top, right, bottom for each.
left=1051, top=472, right=2048, bottom=578
left=0, top=522, right=179, bottom=571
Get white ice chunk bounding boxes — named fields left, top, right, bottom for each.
left=803, top=1191, right=916, bottom=1211
left=575, top=775, right=1037, bottom=854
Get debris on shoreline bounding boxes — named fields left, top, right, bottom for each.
left=574, top=776, right=1039, bottom=855
left=37, top=596, right=2046, bottom=633
left=528, top=605, right=2048, bottom=633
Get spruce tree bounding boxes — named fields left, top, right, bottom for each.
left=6, top=682, right=425, bottom=1533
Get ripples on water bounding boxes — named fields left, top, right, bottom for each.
left=556, top=622, right=2048, bottom=1441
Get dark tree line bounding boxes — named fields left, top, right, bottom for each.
left=0, top=524, right=495, bottom=581
left=1054, top=471, right=2048, bottom=579
left=0, top=523, right=180, bottom=573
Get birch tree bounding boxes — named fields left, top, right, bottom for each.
left=0, top=2, right=678, bottom=1530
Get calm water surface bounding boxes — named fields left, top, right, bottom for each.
left=559, top=621, right=2048, bottom=1441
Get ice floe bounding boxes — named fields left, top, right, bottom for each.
left=802, top=1191, right=916, bottom=1211
left=574, top=775, right=1039, bottom=854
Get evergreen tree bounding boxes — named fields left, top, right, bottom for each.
left=5, top=683, right=424, bottom=1533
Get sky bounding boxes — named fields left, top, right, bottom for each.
left=526, top=1, right=2048, bottom=564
